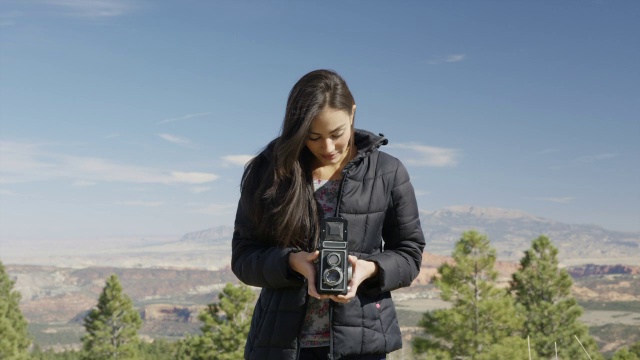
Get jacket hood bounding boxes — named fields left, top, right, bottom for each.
left=346, top=129, right=388, bottom=171
left=353, top=128, right=388, bottom=155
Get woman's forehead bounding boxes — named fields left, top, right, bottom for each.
left=309, top=109, right=351, bottom=133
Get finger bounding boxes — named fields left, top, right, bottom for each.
left=290, top=251, right=316, bottom=276
left=306, top=278, right=322, bottom=299
left=333, top=283, right=358, bottom=300
left=308, top=250, right=320, bottom=261
left=341, top=285, right=357, bottom=299
left=307, top=252, right=321, bottom=298
left=347, top=284, right=356, bottom=296
left=329, top=295, right=350, bottom=304
left=348, top=256, right=358, bottom=278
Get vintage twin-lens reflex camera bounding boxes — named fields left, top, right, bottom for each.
left=317, top=217, right=351, bottom=295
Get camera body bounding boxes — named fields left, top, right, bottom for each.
left=317, top=217, right=350, bottom=295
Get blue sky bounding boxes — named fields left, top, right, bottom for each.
left=1, top=1, right=639, bottom=244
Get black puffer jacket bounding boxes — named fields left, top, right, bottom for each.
left=232, top=129, right=425, bottom=360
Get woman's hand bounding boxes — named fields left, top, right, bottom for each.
left=289, top=252, right=379, bottom=303
left=330, top=255, right=378, bottom=304
left=288, top=250, right=324, bottom=299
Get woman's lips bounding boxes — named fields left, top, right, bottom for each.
left=322, top=153, right=337, bottom=161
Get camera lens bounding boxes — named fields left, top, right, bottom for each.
left=326, top=253, right=341, bottom=266
left=323, top=268, right=343, bottom=286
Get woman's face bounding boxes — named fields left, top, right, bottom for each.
left=305, top=105, right=355, bottom=168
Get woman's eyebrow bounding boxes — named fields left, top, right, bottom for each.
left=309, top=124, right=346, bottom=135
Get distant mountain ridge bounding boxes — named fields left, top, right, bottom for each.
left=420, top=205, right=639, bottom=264
left=179, top=225, right=233, bottom=245
left=2, top=206, right=637, bottom=269
left=429, top=205, right=548, bottom=220
left=175, top=205, right=639, bottom=266
left=176, top=205, right=639, bottom=266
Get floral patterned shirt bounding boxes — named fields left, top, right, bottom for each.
left=299, top=178, right=341, bottom=348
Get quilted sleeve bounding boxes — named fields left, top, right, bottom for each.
left=360, top=159, right=425, bottom=295
left=230, top=169, right=305, bottom=289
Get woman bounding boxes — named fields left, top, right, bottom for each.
left=231, top=69, right=425, bottom=360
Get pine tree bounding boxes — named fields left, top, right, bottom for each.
left=510, top=235, right=603, bottom=359
left=31, top=346, right=81, bottom=360
left=413, top=230, right=522, bottom=359
left=81, top=274, right=142, bottom=360
left=474, top=336, right=530, bottom=360
left=137, top=339, right=176, bottom=360
left=174, top=335, right=201, bottom=360
left=0, top=260, right=31, bottom=360
left=612, top=348, right=640, bottom=360
left=182, top=282, right=256, bottom=360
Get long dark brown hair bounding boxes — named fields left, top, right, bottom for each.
left=240, top=69, right=356, bottom=249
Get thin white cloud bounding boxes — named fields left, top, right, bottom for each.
left=0, top=189, right=17, bottom=196
left=533, top=196, right=575, bottom=204
left=445, top=54, right=465, bottom=63
left=126, top=187, right=150, bottom=192
left=118, top=200, right=164, bottom=207
left=577, top=153, right=617, bottom=163
left=387, top=143, right=460, bottom=167
left=192, top=203, right=237, bottom=216
left=171, top=172, right=218, bottom=184
left=104, top=133, right=120, bottom=139
left=428, top=54, right=466, bottom=65
left=43, top=0, right=135, bottom=17
left=158, top=112, right=211, bottom=124
left=189, top=186, right=211, bottom=194
left=72, top=180, right=97, bottom=187
left=550, top=152, right=618, bottom=170
left=157, top=133, right=192, bottom=146
left=0, top=141, right=218, bottom=185
left=221, top=155, right=254, bottom=167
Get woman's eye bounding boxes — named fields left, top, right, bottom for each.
left=309, top=137, right=320, bottom=141
left=332, top=133, right=343, bottom=139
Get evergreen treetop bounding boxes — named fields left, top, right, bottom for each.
left=0, top=260, right=31, bottom=360
left=414, top=230, right=522, bottom=359
left=176, top=282, right=255, bottom=360
left=510, top=235, right=602, bottom=360
left=81, top=274, right=142, bottom=360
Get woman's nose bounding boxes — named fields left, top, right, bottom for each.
left=323, top=138, right=334, bottom=151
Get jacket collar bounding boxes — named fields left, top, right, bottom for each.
left=353, top=128, right=388, bottom=159
left=338, top=129, right=387, bottom=174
